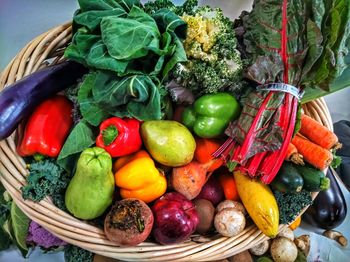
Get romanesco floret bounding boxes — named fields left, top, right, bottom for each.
left=172, top=3, right=243, bottom=96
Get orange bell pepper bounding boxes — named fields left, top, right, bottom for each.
left=114, top=150, right=167, bottom=203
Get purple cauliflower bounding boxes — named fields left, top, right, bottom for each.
left=26, top=221, right=67, bottom=249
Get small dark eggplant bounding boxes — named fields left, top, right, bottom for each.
left=0, top=61, right=87, bottom=139
left=303, top=168, right=347, bottom=230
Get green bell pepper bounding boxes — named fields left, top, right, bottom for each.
left=182, top=93, right=241, bottom=138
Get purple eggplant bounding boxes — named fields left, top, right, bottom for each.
left=303, top=168, right=347, bottom=230
left=0, top=61, right=87, bottom=139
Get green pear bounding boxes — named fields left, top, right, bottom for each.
left=65, top=147, right=115, bottom=220
left=141, top=120, right=196, bottom=167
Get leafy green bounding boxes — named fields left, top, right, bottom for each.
left=274, top=190, right=313, bottom=224
left=0, top=184, right=11, bottom=251
left=235, top=0, right=350, bottom=101
left=10, top=202, right=30, bottom=253
left=21, top=159, right=71, bottom=204
left=65, top=0, right=187, bottom=124
left=64, top=245, right=93, bottom=262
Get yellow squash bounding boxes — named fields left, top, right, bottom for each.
left=234, top=171, right=279, bottom=238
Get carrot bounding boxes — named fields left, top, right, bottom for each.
left=194, top=138, right=224, bottom=172
left=218, top=174, right=239, bottom=201
left=285, top=143, right=304, bottom=165
left=291, top=135, right=333, bottom=170
left=299, top=114, right=340, bottom=150
left=289, top=216, right=301, bottom=230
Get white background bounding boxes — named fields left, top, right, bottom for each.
left=0, top=0, right=349, bottom=261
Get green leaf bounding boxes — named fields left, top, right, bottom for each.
left=86, top=40, right=129, bottom=73
left=92, top=71, right=161, bottom=120
left=74, top=8, right=127, bottom=31
left=58, top=121, right=96, bottom=162
left=101, top=7, right=160, bottom=60
left=152, top=8, right=187, bottom=36
left=162, top=34, right=187, bottom=79
left=78, top=0, right=126, bottom=12
left=10, top=202, right=30, bottom=253
left=78, top=73, right=110, bottom=126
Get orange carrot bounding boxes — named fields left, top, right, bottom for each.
left=194, top=138, right=224, bottom=172
left=285, top=143, right=304, bottom=165
left=218, top=174, right=239, bottom=201
left=289, top=216, right=301, bottom=230
left=291, top=135, right=333, bottom=170
left=300, top=114, right=340, bottom=150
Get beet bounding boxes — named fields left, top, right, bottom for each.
left=196, top=176, right=224, bottom=206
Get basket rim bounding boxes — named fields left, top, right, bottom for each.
left=0, top=22, right=333, bottom=261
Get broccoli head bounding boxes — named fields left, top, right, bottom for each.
left=172, top=5, right=243, bottom=96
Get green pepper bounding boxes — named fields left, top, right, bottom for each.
left=182, top=93, right=241, bottom=138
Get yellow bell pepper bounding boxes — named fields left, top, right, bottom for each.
left=114, top=150, right=167, bottom=203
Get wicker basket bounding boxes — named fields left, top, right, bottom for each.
left=0, top=22, right=333, bottom=261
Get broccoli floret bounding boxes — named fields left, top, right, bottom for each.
left=21, top=159, right=71, bottom=209
left=274, top=190, right=313, bottom=224
left=64, top=245, right=93, bottom=262
left=172, top=5, right=242, bottom=96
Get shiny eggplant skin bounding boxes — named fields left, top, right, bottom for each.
left=303, top=168, right=347, bottom=230
left=0, top=61, right=87, bottom=139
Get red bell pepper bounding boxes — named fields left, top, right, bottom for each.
left=17, top=95, right=73, bottom=158
left=96, top=117, right=142, bottom=157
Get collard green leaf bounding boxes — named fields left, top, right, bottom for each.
left=64, top=29, right=101, bottom=65
left=86, top=40, right=129, bottom=73
left=58, top=121, right=96, bottom=162
left=78, top=73, right=110, bottom=126
left=10, top=202, right=30, bottom=253
left=92, top=71, right=161, bottom=120
left=101, top=16, right=159, bottom=60
left=152, top=8, right=187, bottom=37
left=78, top=0, right=125, bottom=12
left=162, top=34, right=187, bottom=79
left=74, top=8, right=127, bottom=30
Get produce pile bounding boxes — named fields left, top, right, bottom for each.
left=0, top=0, right=350, bottom=261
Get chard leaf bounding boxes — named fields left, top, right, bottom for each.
left=92, top=71, right=161, bottom=120
left=231, top=90, right=285, bottom=159
left=243, top=0, right=308, bottom=85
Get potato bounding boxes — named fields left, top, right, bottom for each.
left=104, top=198, right=153, bottom=246
left=194, top=199, right=215, bottom=234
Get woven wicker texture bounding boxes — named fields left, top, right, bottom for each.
left=0, top=23, right=333, bottom=261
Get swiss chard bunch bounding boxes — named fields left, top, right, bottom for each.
left=65, top=0, right=188, bottom=123
left=215, top=0, right=350, bottom=184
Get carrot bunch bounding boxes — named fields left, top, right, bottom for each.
left=288, top=114, right=340, bottom=170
